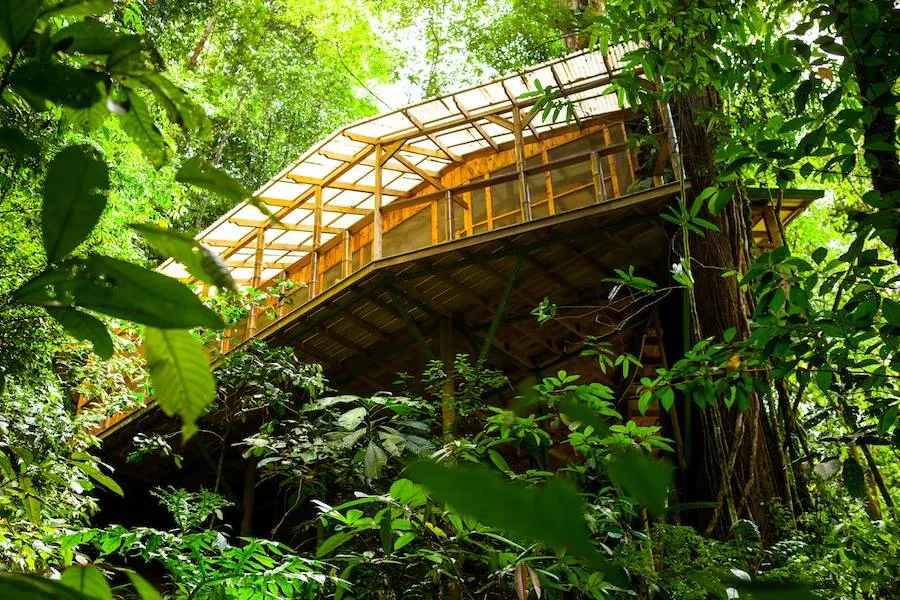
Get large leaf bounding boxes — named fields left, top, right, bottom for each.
left=363, top=441, right=387, bottom=479
left=11, top=61, right=103, bottom=109
left=51, top=19, right=135, bottom=55
left=176, top=157, right=250, bottom=203
left=137, top=73, right=208, bottom=135
left=406, top=461, right=619, bottom=579
left=16, top=255, right=223, bottom=330
left=0, top=0, right=41, bottom=56
left=607, top=450, right=672, bottom=516
left=45, top=307, right=113, bottom=358
left=118, top=91, right=170, bottom=168
left=0, top=126, right=40, bottom=160
left=60, top=567, right=112, bottom=600
left=316, top=531, right=353, bottom=558
left=124, top=571, right=161, bottom=600
left=131, top=224, right=235, bottom=291
left=842, top=457, right=865, bottom=498
left=39, top=0, right=114, bottom=19
left=42, top=145, right=109, bottom=261
left=0, top=571, right=96, bottom=600
left=144, top=327, right=215, bottom=439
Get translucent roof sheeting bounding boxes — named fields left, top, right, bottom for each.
left=159, top=46, right=634, bottom=284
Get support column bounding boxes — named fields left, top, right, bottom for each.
left=248, top=227, right=264, bottom=334
left=311, top=186, right=323, bottom=297
left=341, top=230, right=351, bottom=278
left=440, top=318, right=456, bottom=442
left=512, top=106, right=532, bottom=222
left=373, top=144, right=383, bottom=260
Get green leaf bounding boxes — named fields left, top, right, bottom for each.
left=363, top=441, right=387, bottom=479
left=406, top=461, right=618, bottom=579
left=176, top=157, right=250, bottom=203
left=66, top=255, right=223, bottom=329
left=316, top=531, right=353, bottom=558
left=74, top=460, right=123, bottom=496
left=842, top=458, right=865, bottom=498
left=144, top=327, right=216, bottom=440
left=0, top=0, right=41, bottom=57
left=125, top=571, right=161, bottom=600
left=338, top=406, right=368, bottom=431
left=379, top=510, right=392, bottom=554
left=736, top=581, right=822, bottom=599
left=137, top=73, right=208, bottom=134
left=0, top=126, right=39, bottom=160
left=882, top=298, right=900, bottom=326
left=118, top=91, right=170, bottom=168
left=60, top=567, right=112, bottom=600
left=607, top=450, right=672, bottom=516
left=45, top=307, right=113, bottom=358
left=51, top=19, right=135, bottom=54
left=42, top=145, right=109, bottom=261
left=10, top=62, right=103, bottom=109
left=0, top=570, right=97, bottom=599
left=131, top=224, right=235, bottom=291
left=389, top=478, right=428, bottom=507
left=40, top=0, right=114, bottom=19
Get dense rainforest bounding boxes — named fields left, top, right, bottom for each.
left=0, top=0, right=899, bottom=598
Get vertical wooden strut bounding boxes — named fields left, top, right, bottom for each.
left=373, top=143, right=384, bottom=260
left=248, top=227, right=264, bottom=334
left=341, top=230, right=351, bottom=278
left=512, top=105, right=532, bottom=222
left=311, top=186, right=323, bottom=297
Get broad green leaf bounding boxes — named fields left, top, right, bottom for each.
left=11, top=62, right=103, bottom=109
left=842, top=458, right=865, bottom=498
left=176, top=157, right=249, bottom=203
left=406, top=461, right=617, bottom=578
left=137, top=73, right=208, bottom=134
left=125, top=571, right=161, bottom=600
left=0, top=0, right=41, bottom=56
left=66, top=255, right=223, bottom=329
left=338, top=406, right=367, bottom=431
left=363, top=441, right=387, bottom=479
left=394, top=532, right=416, bottom=551
left=60, top=567, right=112, bottom=600
left=0, top=571, right=96, bottom=600
left=316, top=531, right=353, bottom=558
left=607, top=450, right=672, bottom=516
left=736, top=581, right=822, bottom=599
left=74, top=460, right=123, bottom=496
left=119, top=91, right=170, bottom=168
left=51, top=19, right=136, bottom=54
left=144, top=327, right=216, bottom=440
left=881, top=298, right=900, bottom=327
left=46, top=307, right=113, bottom=358
left=39, top=0, right=114, bottom=19
left=131, top=224, right=235, bottom=291
left=389, top=478, right=428, bottom=507
left=42, top=145, right=109, bottom=261
left=0, top=126, right=39, bottom=160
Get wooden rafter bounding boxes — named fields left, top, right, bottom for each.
left=507, top=79, right=541, bottom=141
left=451, top=96, right=499, bottom=151
left=342, top=132, right=453, bottom=162
left=401, top=109, right=463, bottom=162
left=484, top=114, right=514, bottom=131
left=202, top=239, right=313, bottom=252
left=393, top=153, right=444, bottom=189
left=318, top=150, right=441, bottom=177
left=550, top=64, right=582, bottom=130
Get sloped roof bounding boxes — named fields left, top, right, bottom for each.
left=160, top=46, right=633, bottom=284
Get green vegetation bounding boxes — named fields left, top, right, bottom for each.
left=1, top=0, right=899, bottom=598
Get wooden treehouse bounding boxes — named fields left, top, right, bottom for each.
left=92, top=49, right=821, bottom=533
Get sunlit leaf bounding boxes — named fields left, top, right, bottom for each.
left=144, top=327, right=216, bottom=440
left=0, top=0, right=41, bottom=57
left=45, top=307, right=113, bottom=359
left=0, top=571, right=95, bottom=599
left=131, top=224, right=235, bottom=291
left=42, top=145, right=109, bottom=262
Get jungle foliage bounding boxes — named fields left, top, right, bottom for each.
left=0, top=0, right=898, bottom=599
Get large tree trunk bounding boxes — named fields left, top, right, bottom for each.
left=670, top=91, right=795, bottom=539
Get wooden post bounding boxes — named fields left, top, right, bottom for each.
left=341, top=230, right=351, bottom=278
left=310, top=186, right=323, bottom=297
left=543, top=150, right=555, bottom=215
left=512, top=105, right=532, bottom=222
left=590, top=152, right=607, bottom=203
left=373, top=144, right=383, bottom=260
left=248, top=227, right=264, bottom=334
left=445, top=189, right=455, bottom=241
left=440, top=318, right=456, bottom=442
left=762, top=205, right=784, bottom=248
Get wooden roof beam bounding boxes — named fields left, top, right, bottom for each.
left=392, top=153, right=444, bottom=190
left=257, top=197, right=370, bottom=215
left=452, top=96, right=499, bottom=151
left=285, top=174, right=412, bottom=198
left=341, top=132, right=455, bottom=162
left=401, top=109, right=463, bottom=162
left=550, top=64, right=582, bottom=130
left=202, top=239, right=314, bottom=252
left=318, top=150, right=443, bottom=178
left=225, top=258, right=297, bottom=270
left=228, top=217, right=342, bottom=234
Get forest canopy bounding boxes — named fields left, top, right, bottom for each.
left=0, top=0, right=898, bottom=599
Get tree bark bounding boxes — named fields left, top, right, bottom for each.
left=187, top=11, right=218, bottom=71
